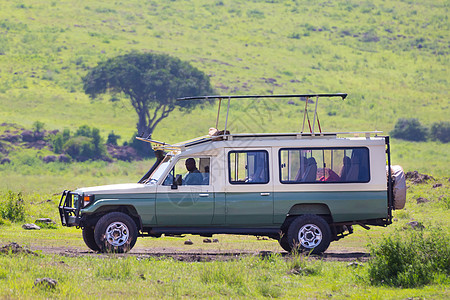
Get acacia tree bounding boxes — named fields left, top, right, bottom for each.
left=83, top=52, right=213, bottom=137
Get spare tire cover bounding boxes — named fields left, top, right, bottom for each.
left=390, top=165, right=407, bottom=209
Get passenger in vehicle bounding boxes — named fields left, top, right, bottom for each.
left=339, top=156, right=351, bottom=182
left=183, top=158, right=203, bottom=185
left=301, top=157, right=317, bottom=182
left=294, top=156, right=307, bottom=181
left=248, top=152, right=268, bottom=183
left=319, top=168, right=340, bottom=182
left=346, top=150, right=368, bottom=182
left=202, top=165, right=210, bottom=185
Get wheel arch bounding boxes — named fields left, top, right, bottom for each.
left=82, top=205, right=142, bottom=231
left=284, top=203, right=333, bottom=225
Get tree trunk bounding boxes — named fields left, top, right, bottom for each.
left=137, top=109, right=150, bottom=137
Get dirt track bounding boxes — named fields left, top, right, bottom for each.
left=28, top=245, right=370, bottom=262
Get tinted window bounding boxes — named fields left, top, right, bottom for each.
left=229, top=150, right=269, bottom=184
left=279, top=148, right=370, bottom=183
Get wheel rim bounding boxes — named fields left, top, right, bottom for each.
left=105, top=222, right=129, bottom=247
left=298, top=224, right=322, bottom=248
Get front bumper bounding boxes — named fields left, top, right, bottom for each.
left=58, top=190, right=82, bottom=227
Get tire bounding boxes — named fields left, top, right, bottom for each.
left=82, top=226, right=101, bottom=252
left=287, top=214, right=331, bottom=254
left=278, top=231, right=292, bottom=252
left=94, top=212, right=138, bottom=253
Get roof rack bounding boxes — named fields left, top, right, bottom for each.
left=137, top=93, right=356, bottom=151
left=177, top=93, right=347, bottom=137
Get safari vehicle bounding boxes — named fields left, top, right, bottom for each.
left=59, top=93, right=406, bottom=254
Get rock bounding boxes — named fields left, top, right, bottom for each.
left=42, top=155, right=57, bottom=163
left=34, top=277, right=57, bottom=289
left=35, top=218, right=56, bottom=225
left=416, top=197, right=429, bottom=204
left=405, top=171, right=434, bottom=184
left=58, top=154, right=70, bottom=163
left=203, top=238, right=212, bottom=243
left=212, top=238, right=219, bottom=243
left=21, top=130, right=34, bottom=142
left=184, top=239, right=193, bottom=245
left=22, top=223, right=41, bottom=230
left=405, top=221, right=425, bottom=230
left=0, top=158, right=11, bottom=164
left=0, top=133, right=20, bottom=143
left=0, top=242, right=37, bottom=255
left=432, top=183, right=442, bottom=188
left=347, top=262, right=363, bottom=268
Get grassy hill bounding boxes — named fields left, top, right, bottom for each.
left=0, top=0, right=448, bottom=175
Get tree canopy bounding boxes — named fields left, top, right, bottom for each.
left=83, top=52, right=213, bottom=136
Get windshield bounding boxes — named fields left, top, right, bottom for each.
left=145, top=156, right=173, bottom=185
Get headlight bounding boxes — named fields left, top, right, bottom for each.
left=83, top=194, right=95, bottom=207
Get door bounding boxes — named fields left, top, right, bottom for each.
left=155, top=157, right=214, bottom=226
left=225, top=150, right=274, bottom=226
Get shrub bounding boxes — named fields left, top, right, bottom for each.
left=32, top=121, right=45, bottom=133
left=62, top=126, right=107, bottom=161
left=0, top=191, right=25, bottom=222
left=107, top=131, right=120, bottom=145
left=51, top=128, right=71, bottom=154
left=75, top=125, right=92, bottom=137
left=368, top=229, right=450, bottom=287
left=390, top=118, right=428, bottom=142
left=127, top=132, right=154, bottom=158
left=63, top=136, right=95, bottom=161
left=430, top=121, right=450, bottom=143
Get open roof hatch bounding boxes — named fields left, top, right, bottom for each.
left=136, top=93, right=379, bottom=150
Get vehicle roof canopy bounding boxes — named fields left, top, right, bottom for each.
left=136, top=93, right=382, bottom=152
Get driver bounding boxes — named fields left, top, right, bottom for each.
left=183, top=158, right=203, bottom=185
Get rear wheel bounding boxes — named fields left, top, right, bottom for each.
left=94, top=212, right=138, bottom=253
left=287, top=214, right=331, bottom=254
left=278, top=232, right=292, bottom=252
left=82, top=226, right=100, bottom=252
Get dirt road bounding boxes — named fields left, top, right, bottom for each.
left=26, top=244, right=370, bottom=262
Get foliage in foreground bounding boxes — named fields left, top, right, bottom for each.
left=0, top=252, right=447, bottom=299
left=368, top=228, right=450, bottom=288
left=0, top=191, right=25, bottom=222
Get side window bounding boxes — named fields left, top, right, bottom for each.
left=279, top=148, right=370, bottom=183
left=162, top=157, right=210, bottom=186
left=228, top=150, right=269, bottom=184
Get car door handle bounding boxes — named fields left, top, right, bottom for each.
left=260, top=193, right=270, bottom=196
left=199, top=194, right=209, bottom=197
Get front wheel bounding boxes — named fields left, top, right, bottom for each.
left=82, top=226, right=100, bottom=252
left=287, top=214, right=331, bottom=254
left=94, top=212, right=138, bottom=253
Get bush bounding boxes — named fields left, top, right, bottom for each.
left=390, top=118, right=428, bottom=142
left=32, top=121, right=45, bottom=133
left=63, top=136, right=96, bottom=161
left=126, top=132, right=154, bottom=158
left=107, top=131, right=120, bottom=145
left=430, top=121, right=450, bottom=143
left=0, top=191, right=25, bottom=222
left=368, top=229, right=450, bottom=287
left=61, top=126, right=107, bottom=161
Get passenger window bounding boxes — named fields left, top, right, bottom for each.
left=228, top=150, right=269, bottom=184
left=279, top=148, right=369, bottom=183
left=162, top=157, right=210, bottom=186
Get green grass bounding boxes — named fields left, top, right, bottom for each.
left=0, top=253, right=448, bottom=299
left=0, top=0, right=448, bottom=141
